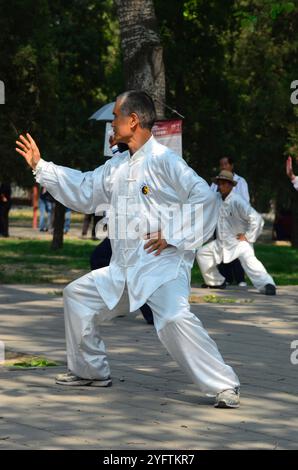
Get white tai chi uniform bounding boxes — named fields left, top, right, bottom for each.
left=211, top=173, right=250, bottom=202
left=196, top=192, right=275, bottom=292
left=34, top=136, right=240, bottom=396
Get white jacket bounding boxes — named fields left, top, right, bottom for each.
left=34, top=136, right=219, bottom=311
left=213, top=192, right=264, bottom=264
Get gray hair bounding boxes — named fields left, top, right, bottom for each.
left=117, top=90, right=157, bottom=130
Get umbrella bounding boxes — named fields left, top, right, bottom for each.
left=89, top=102, right=115, bottom=121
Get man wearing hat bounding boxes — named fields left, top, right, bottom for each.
left=196, top=170, right=276, bottom=295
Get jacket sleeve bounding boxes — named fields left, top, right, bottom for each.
left=162, top=154, right=220, bottom=250
left=234, top=197, right=264, bottom=243
left=238, top=177, right=250, bottom=203
left=34, top=158, right=111, bottom=214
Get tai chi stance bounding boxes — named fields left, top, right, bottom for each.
left=197, top=170, right=276, bottom=295
left=16, top=91, right=240, bottom=408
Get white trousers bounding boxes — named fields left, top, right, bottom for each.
left=197, top=240, right=275, bottom=291
left=63, top=269, right=240, bottom=396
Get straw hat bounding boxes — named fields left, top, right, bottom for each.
left=213, top=170, right=237, bottom=186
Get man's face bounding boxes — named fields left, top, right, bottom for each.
left=111, top=98, right=136, bottom=144
left=217, top=179, right=233, bottom=198
left=219, top=157, right=233, bottom=173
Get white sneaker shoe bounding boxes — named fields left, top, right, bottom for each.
left=238, top=282, right=247, bottom=287
left=214, top=387, right=240, bottom=408
left=55, top=371, right=112, bottom=387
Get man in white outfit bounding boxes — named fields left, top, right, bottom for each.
left=210, top=156, right=249, bottom=287
left=15, top=91, right=240, bottom=408
left=210, top=157, right=250, bottom=202
left=197, top=170, right=276, bottom=296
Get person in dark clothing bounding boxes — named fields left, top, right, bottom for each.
left=39, top=186, right=54, bottom=231
left=0, top=182, right=12, bottom=237
left=90, top=237, right=154, bottom=325
left=82, top=214, right=102, bottom=239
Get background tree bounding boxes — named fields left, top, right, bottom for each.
left=0, top=0, right=122, bottom=248
left=1, top=0, right=298, bottom=246
left=115, top=0, right=165, bottom=118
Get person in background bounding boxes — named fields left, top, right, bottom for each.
left=64, top=207, right=72, bottom=234
left=0, top=182, right=12, bottom=237
left=286, top=156, right=298, bottom=191
left=210, top=156, right=250, bottom=287
left=39, top=186, right=54, bottom=232
left=197, top=170, right=276, bottom=296
left=81, top=214, right=102, bottom=239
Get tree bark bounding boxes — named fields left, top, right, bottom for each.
left=115, top=0, right=166, bottom=119
left=51, top=202, right=66, bottom=250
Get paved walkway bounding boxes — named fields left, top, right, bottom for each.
left=0, top=284, right=298, bottom=449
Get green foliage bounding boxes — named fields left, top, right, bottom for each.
left=154, top=0, right=298, bottom=212
left=1, top=0, right=298, bottom=216
left=9, top=358, right=59, bottom=368
left=0, top=0, right=123, bottom=186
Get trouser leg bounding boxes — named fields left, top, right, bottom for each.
left=46, top=201, right=53, bottom=230
left=232, top=258, right=245, bottom=283
left=39, top=199, right=46, bottom=230
left=218, top=262, right=234, bottom=283
left=63, top=271, right=129, bottom=380
left=90, top=237, right=112, bottom=270
left=147, top=271, right=240, bottom=396
left=0, top=203, right=9, bottom=237
left=82, top=214, right=91, bottom=235
left=237, top=242, right=275, bottom=291
left=139, top=303, right=154, bottom=324
left=196, top=242, right=225, bottom=286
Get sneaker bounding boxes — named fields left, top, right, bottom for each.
left=55, top=371, right=112, bottom=387
left=214, top=387, right=240, bottom=408
left=238, top=282, right=247, bottom=287
left=264, top=284, right=276, bottom=296
left=90, top=378, right=112, bottom=387
left=201, top=282, right=226, bottom=289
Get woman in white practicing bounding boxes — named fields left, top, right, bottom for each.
left=196, top=170, right=276, bottom=295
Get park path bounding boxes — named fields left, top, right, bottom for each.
left=0, top=283, right=297, bottom=449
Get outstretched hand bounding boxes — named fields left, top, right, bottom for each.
left=15, top=133, right=41, bottom=170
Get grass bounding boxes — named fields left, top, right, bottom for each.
left=0, top=238, right=98, bottom=284
left=10, top=208, right=84, bottom=225
left=0, top=238, right=297, bottom=285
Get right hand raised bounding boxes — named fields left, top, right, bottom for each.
left=15, top=133, right=41, bottom=170
left=286, top=156, right=296, bottom=181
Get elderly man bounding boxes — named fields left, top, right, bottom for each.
left=16, top=90, right=240, bottom=409
left=197, top=170, right=276, bottom=295
left=211, top=156, right=250, bottom=287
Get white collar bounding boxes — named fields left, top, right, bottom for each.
left=129, top=135, right=155, bottom=162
